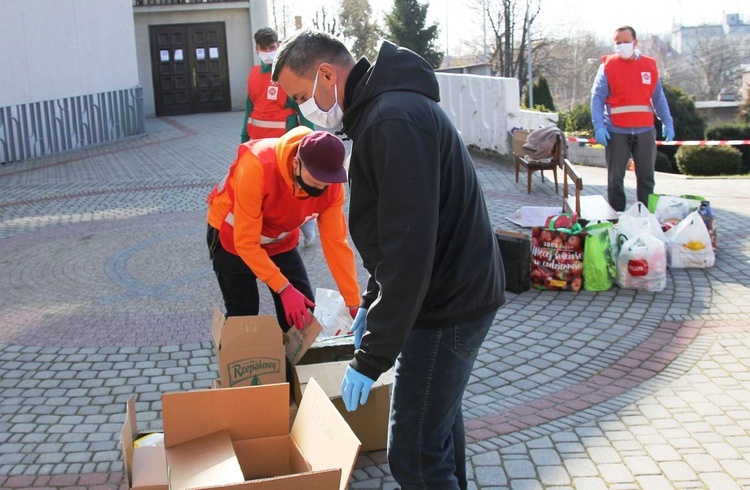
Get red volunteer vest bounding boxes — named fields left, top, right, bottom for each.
left=246, top=66, right=296, bottom=139
left=206, top=139, right=340, bottom=257
left=603, top=54, right=659, bottom=127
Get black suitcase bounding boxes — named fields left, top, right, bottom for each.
left=495, top=229, right=531, bottom=294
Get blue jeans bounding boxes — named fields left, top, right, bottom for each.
left=388, top=309, right=497, bottom=490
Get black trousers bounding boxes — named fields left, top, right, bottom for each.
left=207, top=225, right=314, bottom=332
left=605, top=129, right=656, bottom=212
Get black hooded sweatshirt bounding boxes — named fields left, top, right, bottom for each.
left=343, top=40, right=506, bottom=381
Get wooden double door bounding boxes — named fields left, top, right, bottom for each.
left=149, top=22, right=231, bottom=116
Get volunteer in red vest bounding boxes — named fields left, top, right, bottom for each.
left=591, top=25, right=675, bottom=212
left=206, top=127, right=360, bottom=331
left=241, top=27, right=313, bottom=143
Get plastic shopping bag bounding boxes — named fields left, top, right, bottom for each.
left=531, top=219, right=586, bottom=291
left=664, top=210, right=715, bottom=268
left=648, top=194, right=705, bottom=228
left=582, top=221, right=617, bottom=291
left=616, top=233, right=667, bottom=292
left=617, top=202, right=665, bottom=249
left=313, top=288, right=353, bottom=339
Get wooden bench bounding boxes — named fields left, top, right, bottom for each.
left=562, top=158, right=619, bottom=224
left=513, top=130, right=560, bottom=194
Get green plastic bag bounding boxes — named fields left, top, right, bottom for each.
left=582, top=221, right=616, bottom=291
left=647, top=193, right=706, bottom=214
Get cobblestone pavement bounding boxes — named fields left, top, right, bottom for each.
left=1, top=112, right=749, bottom=490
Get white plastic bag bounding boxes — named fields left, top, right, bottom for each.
left=664, top=210, right=715, bottom=268
left=617, top=202, right=665, bottom=249
left=313, top=288, right=353, bottom=339
left=616, top=233, right=667, bottom=292
left=654, top=195, right=701, bottom=226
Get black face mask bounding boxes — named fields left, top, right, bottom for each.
left=295, top=163, right=327, bottom=197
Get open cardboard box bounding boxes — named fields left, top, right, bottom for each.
left=120, top=397, right=167, bottom=490
left=293, top=361, right=394, bottom=452
left=162, top=380, right=360, bottom=490
left=211, top=307, right=322, bottom=388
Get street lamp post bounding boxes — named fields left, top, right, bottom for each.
left=528, top=26, right=533, bottom=108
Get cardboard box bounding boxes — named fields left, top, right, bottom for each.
left=162, top=380, right=360, bottom=490
left=293, top=361, right=394, bottom=452
left=211, top=307, right=322, bottom=388
left=513, top=129, right=531, bottom=157
left=211, top=379, right=299, bottom=431
left=120, top=397, right=168, bottom=490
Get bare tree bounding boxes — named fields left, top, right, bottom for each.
left=312, top=5, right=343, bottom=37
left=482, top=0, right=541, bottom=97
left=340, top=0, right=379, bottom=60
left=539, top=33, right=610, bottom=111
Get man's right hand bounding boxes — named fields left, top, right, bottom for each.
left=595, top=127, right=610, bottom=147
left=279, top=285, right=315, bottom=330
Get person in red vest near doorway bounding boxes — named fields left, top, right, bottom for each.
left=206, top=127, right=360, bottom=331
left=241, top=27, right=318, bottom=245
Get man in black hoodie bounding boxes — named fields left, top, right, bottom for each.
left=273, top=29, right=505, bottom=489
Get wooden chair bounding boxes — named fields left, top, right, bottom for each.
left=562, top=157, right=619, bottom=224
left=513, top=130, right=560, bottom=194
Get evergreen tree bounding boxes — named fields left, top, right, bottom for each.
left=523, top=76, right=556, bottom=112
left=383, top=0, right=443, bottom=69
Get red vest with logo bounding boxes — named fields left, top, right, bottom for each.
left=246, top=66, right=296, bottom=139
left=206, top=139, right=339, bottom=257
left=603, top=54, right=658, bottom=127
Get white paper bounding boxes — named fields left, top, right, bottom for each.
left=209, top=47, right=219, bottom=59
left=506, top=206, right=562, bottom=227
left=313, top=288, right=353, bottom=340
left=160, top=50, right=169, bottom=62
left=196, top=48, right=205, bottom=60
left=174, top=49, right=183, bottom=61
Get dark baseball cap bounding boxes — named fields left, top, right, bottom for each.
left=297, top=131, right=347, bottom=183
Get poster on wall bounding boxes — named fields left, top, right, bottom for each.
left=160, top=50, right=170, bottom=62
left=174, top=49, right=184, bottom=61
left=196, top=48, right=205, bottom=60
left=209, top=47, right=219, bottom=59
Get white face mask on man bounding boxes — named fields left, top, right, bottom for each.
left=298, top=66, right=344, bottom=129
left=258, top=50, right=277, bottom=65
left=615, top=42, right=635, bottom=59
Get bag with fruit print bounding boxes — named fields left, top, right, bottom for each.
left=616, top=233, right=667, bottom=292
left=663, top=210, right=715, bottom=269
left=582, top=221, right=617, bottom=292
left=530, top=214, right=586, bottom=291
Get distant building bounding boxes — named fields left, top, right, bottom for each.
left=671, top=13, right=750, bottom=55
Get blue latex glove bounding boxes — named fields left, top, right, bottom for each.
left=350, top=307, right=367, bottom=349
left=595, top=127, right=610, bottom=147
left=341, top=366, right=374, bottom=412
left=664, top=127, right=675, bottom=142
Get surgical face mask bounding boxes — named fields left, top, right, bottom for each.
left=298, top=67, right=344, bottom=129
left=295, top=162, right=327, bottom=197
left=258, top=50, right=277, bottom=65
left=615, top=42, right=634, bottom=59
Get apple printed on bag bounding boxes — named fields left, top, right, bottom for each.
left=628, top=259, right=649, bottom=276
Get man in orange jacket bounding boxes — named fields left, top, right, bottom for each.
left=206, top=127, right=360, bottom=330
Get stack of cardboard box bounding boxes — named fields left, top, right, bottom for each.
left=120, top=307, right=394, bottom=489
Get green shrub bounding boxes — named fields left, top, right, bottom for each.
left=676, top=145, right=742, bottom=176
left=655, top=151, right=674, bottom=173
left=558, top=104, right=592, bottom=134
left=705, top=122, right=750, bottom=172
left=657, top=85, right=706, bottom=170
